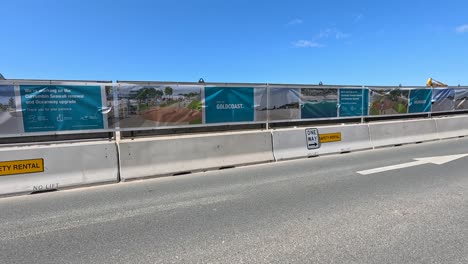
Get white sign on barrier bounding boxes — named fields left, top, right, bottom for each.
left=305, top=128, right=320, bottom=149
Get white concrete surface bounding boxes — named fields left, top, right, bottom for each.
left=272, top=124, right=372, bottom=161
left=119, top=130, right=275, bottom=180
left=369, top=119, right=438, bottom=147
left=0, top=140, right=119, bottom=196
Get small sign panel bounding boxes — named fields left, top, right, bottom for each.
left=319, top=132, right=342, bottom=143
left=305, top=128, right=320, bottom=149
left=0, top=159, right=44, bottom=176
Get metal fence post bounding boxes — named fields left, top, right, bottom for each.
left=266, top=83, right=270, bottom=130
left=361, top=86, right=366, bottom=123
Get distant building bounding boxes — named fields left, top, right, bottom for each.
left=0, top=73, right=5, bottom=80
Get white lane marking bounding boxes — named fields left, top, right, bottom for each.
left=357, top=154, right=468, bottom=175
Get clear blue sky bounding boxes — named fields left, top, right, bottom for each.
left=1, top=0, right=468, bottom=86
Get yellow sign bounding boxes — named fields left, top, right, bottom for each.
left=319, top=133, right=342, bottom=143
left=0, top=159, right=44, bottom=176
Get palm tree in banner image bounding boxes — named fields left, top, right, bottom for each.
left=134, top=87, right=161, bottom=110
left=164, top=86, right=173, bottom=101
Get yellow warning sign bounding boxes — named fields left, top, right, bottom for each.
left=0, top=159, right=44, bottom=176
left=319, top=133, right=342, bottom=143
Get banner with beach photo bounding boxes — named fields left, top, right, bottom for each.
left=265, top=88, right=301, bottom=121
left=301, top=88, right=338, bottom=119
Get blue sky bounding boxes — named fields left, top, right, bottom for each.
left=1, top=0, right=468, bottom=86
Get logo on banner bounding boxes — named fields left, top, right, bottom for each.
left=204, top=87, right=254, bottom=123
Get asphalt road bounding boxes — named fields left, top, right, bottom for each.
left=1, top=137, right=468, bottom=263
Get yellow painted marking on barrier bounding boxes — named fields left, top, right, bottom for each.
left=0, top=159, right=44, bottom=176
left=319, top=133, right=342, bottom=143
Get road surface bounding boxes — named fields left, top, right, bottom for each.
left=1, top=137, right=467, bottom=263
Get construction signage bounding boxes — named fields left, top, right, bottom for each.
left=0, top=159, right=44, bottom=176
left=319, top=133, right=342, bottom=143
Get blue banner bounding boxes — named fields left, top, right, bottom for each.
left=339, top=89, right=369, bottom=117
left=204, top=87, right=254, bottom=123
left=20, top=85, right=105, bottom=132
left=408, top=89, right=432, bottom=113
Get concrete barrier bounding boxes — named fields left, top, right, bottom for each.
left=119, top=130, right=274, bottom=180
left=369, top=119, right=438, bottom=148
left=434, top=115, right=468, bottom=139
left=272, top=124, right=372, bottom=161
left=0, top=140, right=119, bottom=196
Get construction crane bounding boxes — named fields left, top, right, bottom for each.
left=426, top=78, right=447, bottom=87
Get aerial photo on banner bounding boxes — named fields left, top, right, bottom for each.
left=301, top=88, right=338, bottom=119
left=369, top=88, right=409, bottom=115
left=116, top=84, right=203, bottom=128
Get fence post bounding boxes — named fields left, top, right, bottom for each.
left=361, top=86, right=366, bottom=123
left=266, top=83, right=270, bottom=130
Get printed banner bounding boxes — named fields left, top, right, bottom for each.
left=0, top=85, right=22, bottom=134
left=339, top=88, right=369, bottom=117
left=369, top=88, right=409, bottom=115
left=20, top=85, right=105, bottom=132
left=254, top=87, right=268, bottom=122
left=266, top=88, right=300, bottom=121
left=454, top=88, right=468, bottom=110
left=432, top=88, right=455, bottom=112
left=408, top=89, right=432, bottom=113
left=116, top=84, right=203, bottom=128
left=301, top=88, right=338, bottom=119
left=204, top=87, right=254, bottom=123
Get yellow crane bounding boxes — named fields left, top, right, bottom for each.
left=426, top=78, right=447, bottom=87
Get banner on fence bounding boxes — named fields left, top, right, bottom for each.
left=204, top=87, right=255, bottom=123
left=454, top=88, right=468, bottom=110
left=115, top=84, right=203, bottom=128
left=0, top=85, right=22, bottom=134
left=339, top=88, right=369, bottom=117
left=266, top=88, right=300, bottom=121
left=0, top=84, right=110, bottom=135
left=432, top=88, right=455, bottom=112
left=301, top=88, right=338, bottom=119
left=369, top=88, right=409, bottom=115
left=3, top=80, right=468, bottom=137
left=20, top=85, right=106, bottom=132
left=408, top=89, right=432, bottom=113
